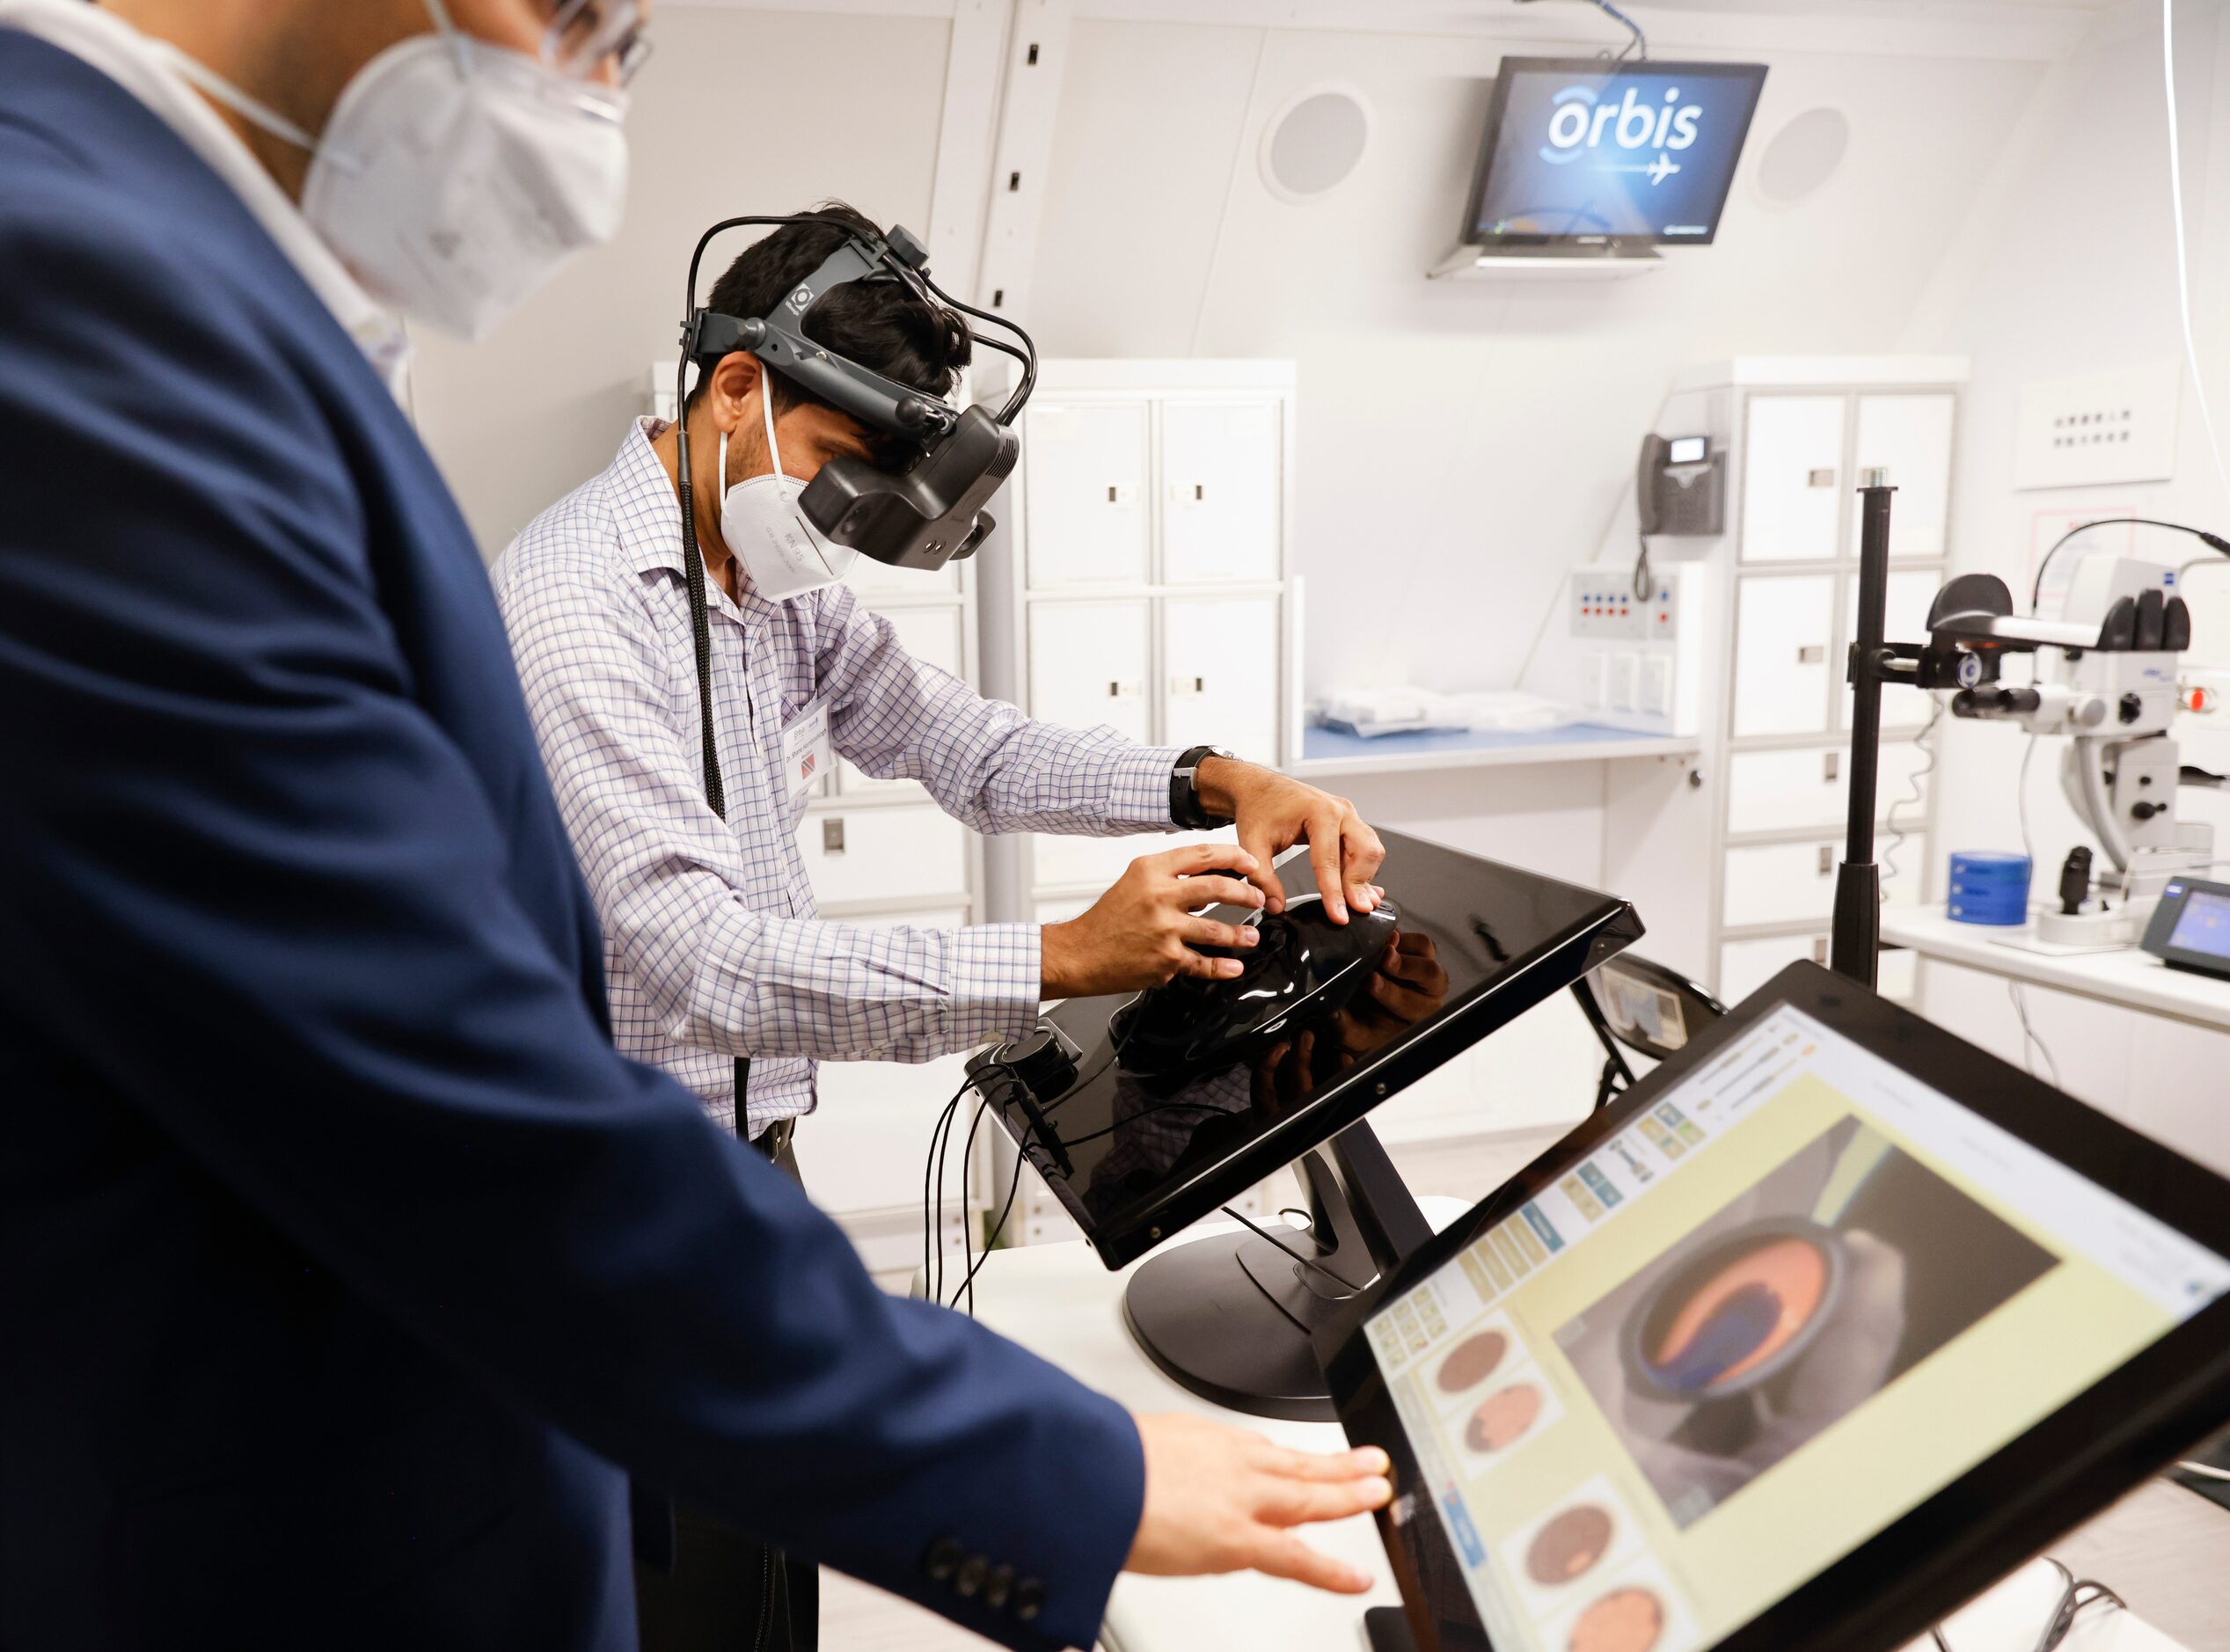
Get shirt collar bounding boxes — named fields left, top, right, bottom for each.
left=0, top=0, right=413, bottom=401
left=614, top=418, right=786, bottom=625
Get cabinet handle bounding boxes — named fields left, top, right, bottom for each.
left=1170, top=675, right=1205, bottom=696
left=1108, top=679, right=1143, bottom=699
left=1823, top=752, right=1839, bottom=782
left=823, top=818, right=846, bottom=856
left=1194, top=483, right=1205, bottom=501
left=1817, top=845, right=1833, bottom=876
left=1812, top=938, right=1830, bottom=964
left=1798, top=645, right=1825, bottom=665
left=1106, top=485, right=1118, bottom=503
left=1807, top=468, right=1836, bottom=488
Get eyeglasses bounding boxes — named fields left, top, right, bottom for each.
left=541, top=0, right=653, bottom=87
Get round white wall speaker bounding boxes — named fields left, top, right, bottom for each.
left=1261, top=84, right=1374, bottom=203
left=1754, top=107, right=1850, bottom=207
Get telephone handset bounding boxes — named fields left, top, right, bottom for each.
left=1635, top=432, right=1725, bottom=539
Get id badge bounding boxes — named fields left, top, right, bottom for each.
left=782, top=698, right=835, bottom=804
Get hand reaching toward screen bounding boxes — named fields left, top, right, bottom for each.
left=1125, top=1413, right=1392, bottom=1593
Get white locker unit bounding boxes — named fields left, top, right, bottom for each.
left=793, top=558, right=990, bottom=1263
left=1701, top=362, right=1963, bottom=1009
left=990, top=360, right=1298, bottom=922
left=980, top=360, right=1299, bottom=1247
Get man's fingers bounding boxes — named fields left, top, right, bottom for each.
left=1236, top=827, right=1286, bottom=913
left=1172, top=948, right=1245, bottom=981
left=1239, top=1530, right=1376, bottom=1594
left=1173, top=874, right=1265, bottom=912
left=1343, top=820, right=1388, bottom=888
left=1258, top=1474, right=1396, bottom=1527
left=1307, top=809, right=1349, bottom=923
left=1183, top=917, right=1260, bottom=952
left=1159, top=842, right=1261, bottom=878
left=1247, top=1441, right=1392, bottom=1481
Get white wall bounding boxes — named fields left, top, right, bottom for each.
left=1024, top=18, right=2044, bottom=704
left=1905, top=2, right=2230, bottom=1176
left=410, top=6, right=954, bottom=559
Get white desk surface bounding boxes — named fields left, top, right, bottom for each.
left=1290, top=723, right=1700, bottom=781
left=964, top=1207, right=2230, bottom=1652
left=1879, top=907, right=2230, bottom=1034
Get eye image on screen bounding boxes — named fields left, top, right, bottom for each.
left=1554, top=1115, right=2058, bottom=1528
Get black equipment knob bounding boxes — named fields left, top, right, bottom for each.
left=886, top=223, right=932, bottom=268
left=2132, top=800, right=2167, bottom=822
left=997, top=1025, right=1078, bottom=1103
left=2058, top=846, right=2093, bottom=916
left=2120, top=692, right=2145, bottom=725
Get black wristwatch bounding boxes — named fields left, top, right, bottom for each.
left=1170, top=745, right=1236, bottom=830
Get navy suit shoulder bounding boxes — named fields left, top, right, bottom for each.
left=0, top=33, right=1141, bottom=1652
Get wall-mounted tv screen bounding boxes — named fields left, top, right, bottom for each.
left=1463, top=58, right=1768, bottom=248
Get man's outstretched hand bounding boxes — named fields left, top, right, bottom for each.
left=1125, top=1413, right=1392, bottom=1594
left=1194, top=757, right=1386, bottom=924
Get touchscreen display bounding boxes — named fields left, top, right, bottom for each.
left=1362, top=1005, right=2230, bottom=1652
left=2168, top=888, right=2230, bottom=957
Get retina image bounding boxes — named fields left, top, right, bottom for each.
left=1554, top=1116, right=2057, bottom=1528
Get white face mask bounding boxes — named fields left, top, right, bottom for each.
left=718, top=384, right=858, bottom=603
left=159, top=2, right=630, bottom=341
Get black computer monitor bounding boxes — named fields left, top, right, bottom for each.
left=1462, top=58, right=1768, bottom=248
left=1322, top=962, right=2230, bottom=1652
left=977, top=830, right=1641, bottom=1418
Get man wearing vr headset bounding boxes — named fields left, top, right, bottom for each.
left=0, top=4, right=1391, bottom=1651
left=499, top=207, right=1387, bottom=1151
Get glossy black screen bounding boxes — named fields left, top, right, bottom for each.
left=994, top=830, right=1641, bottom=1269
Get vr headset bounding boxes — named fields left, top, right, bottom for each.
left=674, top=215, right=1036, bottom=573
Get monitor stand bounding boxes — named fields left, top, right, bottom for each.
left=1121, top=1121, right=1431, bottom=1422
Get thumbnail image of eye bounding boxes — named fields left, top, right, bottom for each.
left=1568, top=1586, right=1664, bottom=1652
left=1526, top=1504, right=1616, bottom=1587
left=1466, top=1382, right=1543, bottom=1453
left=1437, top=1329, right=1510, bottom=1394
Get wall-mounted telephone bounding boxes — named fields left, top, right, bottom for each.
left=1636, top=433, right=1727, bottom=537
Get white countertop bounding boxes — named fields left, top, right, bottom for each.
left=1879, top=907, right=2230, bottom=1034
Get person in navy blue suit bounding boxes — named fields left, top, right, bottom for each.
left=0, top=3, right=1391, bottom=1649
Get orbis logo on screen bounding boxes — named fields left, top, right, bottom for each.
left=1540, top=83, right=1703, bottom=185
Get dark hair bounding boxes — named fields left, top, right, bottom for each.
left=690, top=201, right=969, bottom=467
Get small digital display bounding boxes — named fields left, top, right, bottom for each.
left=1465, top=59, right=1768, bottom=246
left=2168, top=888, right=2230, bottom=957
left=1665, top=436, right=1709, bottom=465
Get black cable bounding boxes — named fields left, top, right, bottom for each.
left=2028, top=515, right=2230, bottom=613
left=954, top=1098, right=994, bottom=1314
left=920, top=1078, right=971, bottom=1304
left=1633, top=528, right=1654, bottom=620
left=948, top=1129, right=1033, bottom=1313
left=918, top=267, right=1038, bottom=424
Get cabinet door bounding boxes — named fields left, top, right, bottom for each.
left=837, top=606, right=967, bottom=798
left=1023, top=402, right=1150, bottom=589
left=1741, top=396, right=1845, bottom=562
left=808, top=907, right=973, bottom=1217
left=1731, top=575, right=1836, bottom=738
left=1160, top=399, right=1282, bottom=586
left=1029, top=600, right=1152, bottom=744
left=1849, top=393, right=1954, bottom=562
left=1724, top=742, right=1934, bottom=836
left=1718, top=932, right=1831, bottom=1005
left=1840, top=570, right=1941, bottom=733
left=1723, top=840, right=1843, bottom=928
left=1161, top=594, right=1280, bottom=762
left=798, top=804, right=969, bottom=910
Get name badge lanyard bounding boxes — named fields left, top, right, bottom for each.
left=678, top=482, right=750, bottom=1134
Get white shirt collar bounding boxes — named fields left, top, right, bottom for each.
left=0, top=0, right=413, bottom=402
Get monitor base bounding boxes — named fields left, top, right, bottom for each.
left=1120, top=1127, right=1429, bottom=1422
left=1363, top=1607, right=1419, bottom=1652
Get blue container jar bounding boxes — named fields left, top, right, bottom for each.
left=1946, top=851, right=2031, bottom=926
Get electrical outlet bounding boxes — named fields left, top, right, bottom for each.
left=2014, top=362, right=2182, bottom=490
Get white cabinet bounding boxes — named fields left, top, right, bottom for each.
left=998, top=362, right=1297, bottom=918
left=1849, top=393, right=1956, bottom=563
left=1023, top=400, right=1152, bottom=588
left=1732, top=575, right=1836, bottom=737
left=1718, top=932, right=1916, bottom=1006
left=1030, top=600, right=1152, bottom=745
left=799, top=802, right=969, bottom=911
left=1161, top=400, right=1282, bottom=585
left=1163, top=594, right=1281, bottom=759
left=1839, top=569, right=1941, bottom=733
left=1741, top=396, right=1845, bottom=563
left=1722, top=837, right=1916, bottom=929
left=1726, top=742, right=1933, bottom=836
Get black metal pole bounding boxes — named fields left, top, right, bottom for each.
left=1832, top=471, right=1895, bottom=987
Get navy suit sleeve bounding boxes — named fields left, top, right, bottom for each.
left=0, top=186, right=1141, bottom=1649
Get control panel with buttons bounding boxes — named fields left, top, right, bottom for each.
left=1524, top=559, right=1711, bottom=736
left=1571, top=567, right=1679, bottom=640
